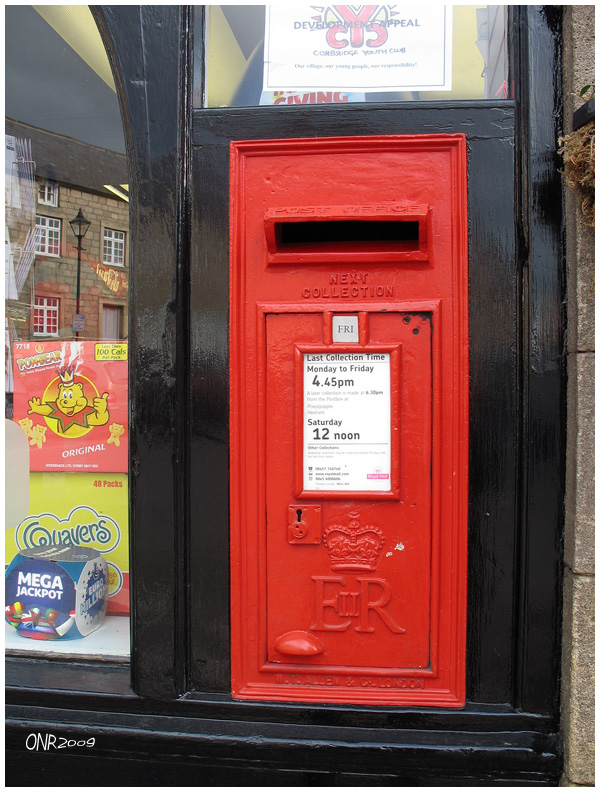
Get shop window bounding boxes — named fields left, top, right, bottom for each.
left=33, top=295, right=60, bottom=336
left=103, top=227, right=126, bottom=267
left=35, top=215, right=60, bottom=256
left=38, top=180, right=58, bottom=207
left=199, top=5, right=509, bottom=109
left=6, top=5, right=130, bottom=663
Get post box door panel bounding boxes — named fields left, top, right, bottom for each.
left=266, top=310, right=433, bottom=674
left=229, top=135, right=468, bottom=706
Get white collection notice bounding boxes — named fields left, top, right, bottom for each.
left=303, top=351, right=391, bottom=491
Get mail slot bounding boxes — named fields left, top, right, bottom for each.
left=264, top=205, right=431, bottom=263
left=229, top=135, right=468, bottom=706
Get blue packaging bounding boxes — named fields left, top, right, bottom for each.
left=5, top=544, right=108, bottom=640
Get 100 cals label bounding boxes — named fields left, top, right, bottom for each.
left=15, top=506, right=120, bottom=555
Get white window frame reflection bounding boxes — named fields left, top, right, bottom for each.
left=35, top=215, right=61, bottom=256
left=103, top=227, right=126, bottom=267
left=33, top=295, right=60, bottom=336
left=38, top=181, right=58, bottom=207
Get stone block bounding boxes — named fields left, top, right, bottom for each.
left=561, top=572, right=595, bottom=786
left=565, top=352, right=595, bottom=574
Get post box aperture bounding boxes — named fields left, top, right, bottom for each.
left=230, top=136, right=468, bottom=706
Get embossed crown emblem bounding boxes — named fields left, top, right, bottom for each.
left=324, top=512, right=385, bottom=572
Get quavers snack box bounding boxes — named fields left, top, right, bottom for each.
left=5, top=544, right=108, bottom=640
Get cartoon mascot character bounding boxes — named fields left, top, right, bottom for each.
left=28, top=365, right=109, bottom=434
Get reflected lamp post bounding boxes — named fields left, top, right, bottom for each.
left=69, top=208, right=91, bottom=338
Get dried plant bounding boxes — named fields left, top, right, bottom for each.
left=558, top=85, right=595, bottom=226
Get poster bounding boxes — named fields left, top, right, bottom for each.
left=12, top=341, right=128, bottom=473
left=303, top=351, right=391, bottom=491
left=264, top=5, right=452, bottom=93
left=5, top=472, right=129, bottom=615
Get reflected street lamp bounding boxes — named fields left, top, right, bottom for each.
left=69, top=208, right=91, bottom=338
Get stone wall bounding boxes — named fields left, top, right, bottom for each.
left=560, top=5, right=595, bottom=787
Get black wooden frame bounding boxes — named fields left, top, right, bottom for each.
left=6, top=6, right=565, bottom=785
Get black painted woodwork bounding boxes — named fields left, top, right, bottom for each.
left=189, top=101, right=520, bottom=702
left=6, top=5, right=565, bottom=785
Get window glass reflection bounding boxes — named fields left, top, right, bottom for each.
left=5, top=6, right=130, bottom=660
left=201, top=5, right=508, bottom=108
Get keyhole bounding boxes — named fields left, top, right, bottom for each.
left=296, top=509, right=302, bottom=523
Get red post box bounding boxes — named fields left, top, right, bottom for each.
left=229, top=135, right=468, bottom=706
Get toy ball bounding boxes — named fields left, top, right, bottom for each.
left=45, top=608, right=58, bottom=625
left=5, top=605, right=20, bottom=626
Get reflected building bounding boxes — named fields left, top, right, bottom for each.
left=5, top=119, right=129, bottom=411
